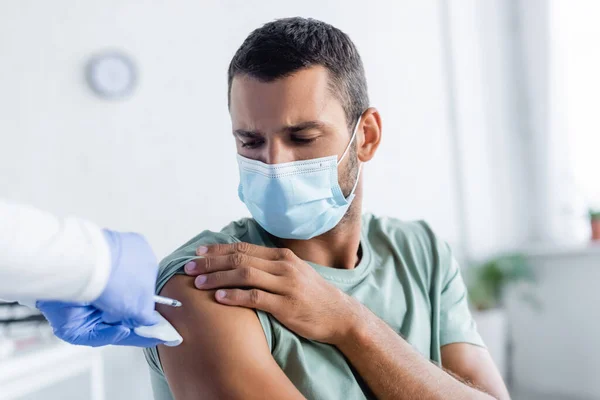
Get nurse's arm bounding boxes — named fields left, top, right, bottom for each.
left=155, top=275, right=304, bottom=400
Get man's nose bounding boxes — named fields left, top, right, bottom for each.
left=263, top=140, right=295, bottom=165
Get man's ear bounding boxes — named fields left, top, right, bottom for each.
left=357, top=107, right=382, bottom=162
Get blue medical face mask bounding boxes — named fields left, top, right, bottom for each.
left=237, top=118, right=362, bottom=240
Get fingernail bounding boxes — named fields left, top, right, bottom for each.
left=197, top=246, right=208, bottom=255
left=216, top=290, right=227, bottom=299
left=195, top=275, right=207, bottom=286
left=184, top=261, right=196, bottom=273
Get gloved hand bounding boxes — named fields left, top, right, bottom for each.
left=93, top=230, right=159, bottom=328
left=36, top=301, right=165, bottom=347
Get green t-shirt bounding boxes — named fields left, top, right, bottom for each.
left=144, top=214, right=483, bottom=400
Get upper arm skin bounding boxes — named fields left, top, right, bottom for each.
left=156, top=275, right=304, bottom=400
left=441, top=343, right=511, bottom=400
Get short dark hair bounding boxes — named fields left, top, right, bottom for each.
left=228, top=17, right=369, bottom=129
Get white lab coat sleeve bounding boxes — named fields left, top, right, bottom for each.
left=0, top=199, right=111, bottom=303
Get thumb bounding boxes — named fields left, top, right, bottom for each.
left=126, top=306, right=160, bottom=328
left=102, top=306, right=159, bottom=328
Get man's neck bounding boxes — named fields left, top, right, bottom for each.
left=273, top=198, right=363, bottom=270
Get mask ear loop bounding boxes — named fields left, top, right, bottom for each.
left=338, top=114, right=364, bottom=198
left=337, top=117, right=362, bottom=165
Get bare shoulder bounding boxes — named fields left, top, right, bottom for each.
left=156, top=275, right=302, bottom=400
left=158, top=275, right=264, bottom=341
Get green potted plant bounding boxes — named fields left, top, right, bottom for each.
left=467, top=253, right=536, bottom=379
left=589, top=209, right=600, bottom=241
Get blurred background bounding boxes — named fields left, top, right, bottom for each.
left=0, top=1, right=598, bottom=399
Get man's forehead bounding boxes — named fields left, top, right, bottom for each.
left=229, top=66, right=346, bottom=129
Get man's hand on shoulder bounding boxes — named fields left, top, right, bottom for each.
left=183, top=242, right=362, bottom=345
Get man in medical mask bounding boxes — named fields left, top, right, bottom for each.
left=144, top=17, right=510, bottom=400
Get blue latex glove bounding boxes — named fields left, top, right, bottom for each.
left=36, top=301, right=165, bottom=347
left=93, top=230, right=159, bottom=328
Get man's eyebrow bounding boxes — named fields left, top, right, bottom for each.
left=283, top=121, right=326, bottom=134
left=233, top=129, right=263, bottom=138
